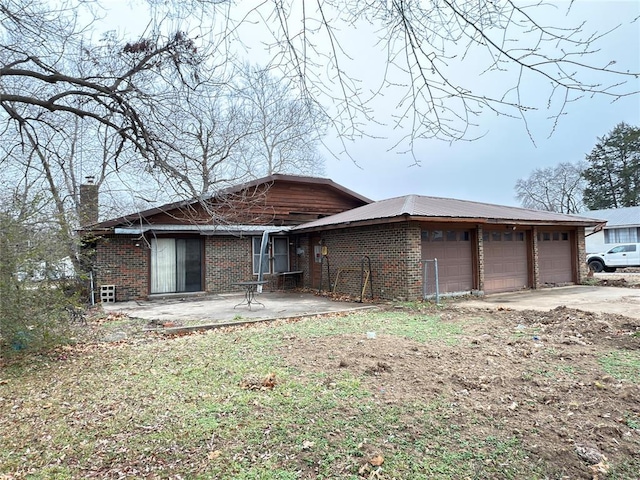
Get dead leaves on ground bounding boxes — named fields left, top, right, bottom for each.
left=91, top=311, right=130, bottom=324
left=239, top=372, right=277, bottom=391
left=358, top=453, right=384, bottom=478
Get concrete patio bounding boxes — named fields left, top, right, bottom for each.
left=102, top=291, right=375, bottom=327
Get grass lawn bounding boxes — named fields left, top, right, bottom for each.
left=1, top=307, right=639, bottom=479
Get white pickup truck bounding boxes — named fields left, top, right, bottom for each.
left=587, top=243, right=640, bottom=272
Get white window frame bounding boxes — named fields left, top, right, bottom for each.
left=252, top=237, right=270, bottom=275
left=272, top=237, right=290, bottom=274
left=252, top=236, right=290, bottom=275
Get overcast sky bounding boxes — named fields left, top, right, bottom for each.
left=319, top=1, right=640, bottom=207
left=105, top=0, right=640, bottom=209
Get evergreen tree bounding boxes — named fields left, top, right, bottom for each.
left=583, top=122, right=640, bottom=209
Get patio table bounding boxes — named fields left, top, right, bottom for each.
left=232, top=280, right=269, bottom=310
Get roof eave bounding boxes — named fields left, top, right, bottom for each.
left=293, top=214, right=601, bottom=232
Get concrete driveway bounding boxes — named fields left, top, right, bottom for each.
left=102, top=291, right=373, bottom=326
left=458, top=285, right=640, bottom=319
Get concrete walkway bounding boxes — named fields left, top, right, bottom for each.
left=457, top=285, right=640, bottom=319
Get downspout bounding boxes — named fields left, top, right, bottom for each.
left=257, top=230, right=270, bottom=293
left=585, top=222, right=606, bottom=237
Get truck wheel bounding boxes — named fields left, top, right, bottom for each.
left=588, top=259, right=604, bottom=273
left=603, top=267, right=617, bottom=273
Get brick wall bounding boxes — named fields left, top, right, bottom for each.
left=307, top=222, right=423, bottom=301
left=94, top=234, right=290, bottom=301
left=531, top=226, right=540, bottom=287
left=95, top=225, right=591, bottom=302
left=204, top=236, right=253, bottom=293
left=95, top=235, right=149, bottom=301
left=576, top=226, right=588, bottom=283
left=477, top=226, right=485, bottom=293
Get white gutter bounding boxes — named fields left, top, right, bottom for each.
left=114, top=225, right=290, bottom=235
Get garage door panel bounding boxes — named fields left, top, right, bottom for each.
left=484, top=231, right=528, bottom=293
left=538, top=231, right=572, bottom=284
left=422, top=229, right=473, bottom=294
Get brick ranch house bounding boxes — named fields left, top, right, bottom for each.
left=83, top=174, right=601, bottom=301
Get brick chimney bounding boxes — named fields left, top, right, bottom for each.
left=79, top=176, right=99, bottom=226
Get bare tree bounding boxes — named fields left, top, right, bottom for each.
left=5, top=0, right=637, bottom=161
left=1, top=0, right=204, bottom=168
left=236, top=66, right=327, bottom=177
left=209, top=0, right=639, bottom=149
left=515, top=162, right=586, bottom=214
left=2, top=0, right=638, bottom=221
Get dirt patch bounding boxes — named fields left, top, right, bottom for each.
left=591, top=270, right=640, bottom=288
left=278, top=305, right=640, bottom=478
left=591, top=278, right=640, bottom=289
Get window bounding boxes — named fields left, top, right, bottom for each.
left=605, top=228, right=639, bottom=243
left=253, top=237, right=270, bottom=275
left=253, top=236, right=290, bottom=274
left=422, top=229, right=470, bottom=242
left=538, top=231, right=566, bottom=241
left=272, top=238, right=289, bottom=273
left=608, top=245, right=636, bottom=254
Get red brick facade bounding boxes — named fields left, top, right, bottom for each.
left=95, top=235, right=148, bottom=301
left=95, top=234, right=296, bottom=301
left=299, top=222, right=423, bottom=301
left=203, top=236, right=253, bottom=292
left=95, top=223, right=589, bottom=302
left=299, top=223, right=587, bottom=302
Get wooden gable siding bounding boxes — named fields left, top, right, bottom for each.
left=138, top=180, right=367, bottom=226
left=253, top=181, right=367, bottom=225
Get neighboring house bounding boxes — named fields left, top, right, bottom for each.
left=584, top=206, right=640, bottom=253
left=83, top=175, right=601, bottom=302
left=17, top=256, right=75, bottom=282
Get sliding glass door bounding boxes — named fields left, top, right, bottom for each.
left=151, top=238, right=202, bottom=294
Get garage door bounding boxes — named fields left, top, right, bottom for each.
left=483, top=230, right=529, bottom=293
left=422, top=229, right=473, bottom=293
left=538, top=231, right=573, bottom=285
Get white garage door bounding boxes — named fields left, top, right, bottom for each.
left=483, top=230, right=529, bottom=293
